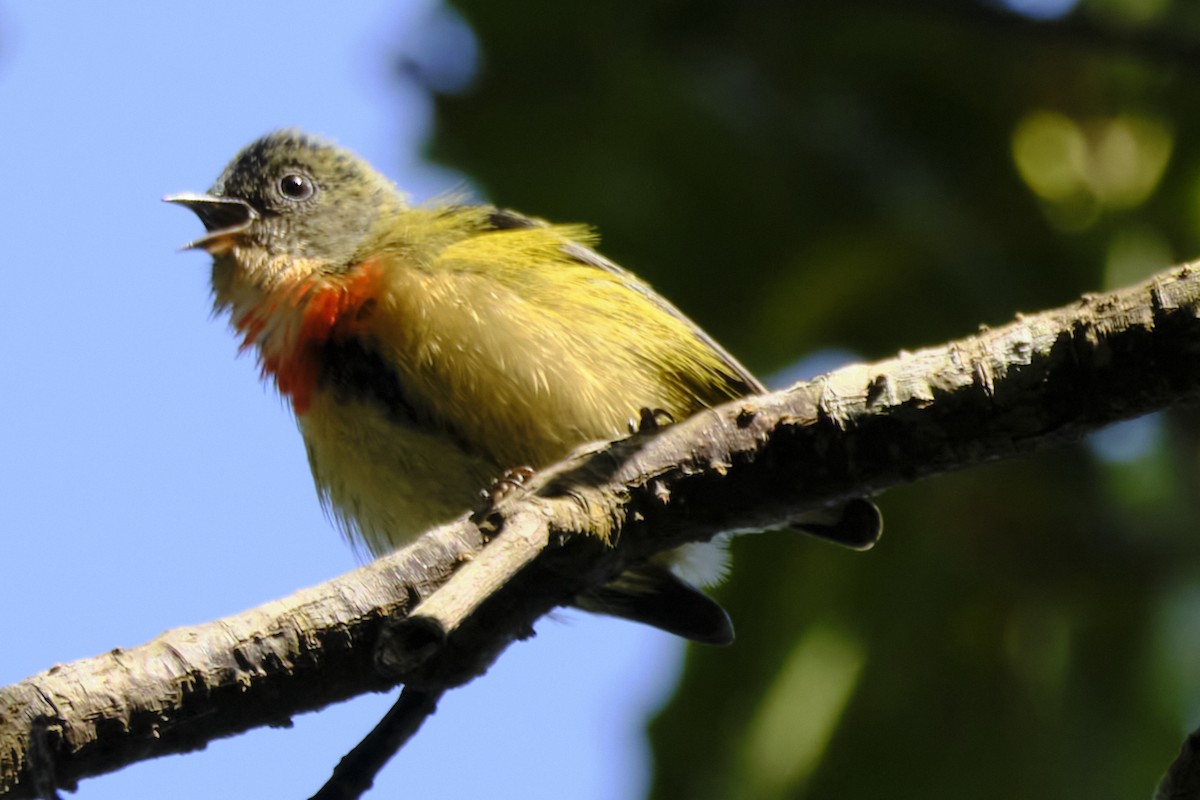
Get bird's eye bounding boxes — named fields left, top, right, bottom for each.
left=278, top=173, right=315, bottom=201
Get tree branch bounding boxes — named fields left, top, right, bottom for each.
left=4, top=262, right=1200, bottom=798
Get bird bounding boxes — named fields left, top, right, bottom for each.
left=166, top=130, right=880, bottom=645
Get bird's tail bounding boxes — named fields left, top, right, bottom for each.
left=575, top=498, right=882, bottom=644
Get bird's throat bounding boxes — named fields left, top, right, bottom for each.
left=235, top=260, right=384, bottom=415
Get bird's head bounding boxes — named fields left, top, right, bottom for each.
left=166, top=130, right=401, bottom=293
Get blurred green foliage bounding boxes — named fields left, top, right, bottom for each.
left=417, top=0, right=1200, bottom=796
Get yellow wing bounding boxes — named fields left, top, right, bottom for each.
left=364, top=204, right=761, bottom=471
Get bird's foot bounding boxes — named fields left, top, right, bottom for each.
left=471, top=466, right=536, bottom=534
left=629, top=407, right=675, bottom=435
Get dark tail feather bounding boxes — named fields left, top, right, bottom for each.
left=574, top=498, right=881, bottom=644
left=575, top=566, right=734, bottom=646
left=793, top=497, right=883, bottom=551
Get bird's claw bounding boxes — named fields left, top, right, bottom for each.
left=629, top=407, right=675, bottom=435
left=471, top=466, right=536, bottom=534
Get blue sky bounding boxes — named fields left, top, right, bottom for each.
left=0, top=3, right=685, bottom=797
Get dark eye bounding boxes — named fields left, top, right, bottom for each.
left=278, top=173, right=315, bottom=201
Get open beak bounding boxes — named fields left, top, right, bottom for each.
left=163, top=192, right=257, bottom=253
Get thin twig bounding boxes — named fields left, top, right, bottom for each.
left=308, top=688, right=443, bottom=800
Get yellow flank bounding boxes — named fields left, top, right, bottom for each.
left=301, top=391, right=499, bottom=557
left=303, top=204, right=751, bottom=555
left=375, top=211, right=745, bottom=461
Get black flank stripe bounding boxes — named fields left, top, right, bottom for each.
left=315, top=338, right=481, bottom=457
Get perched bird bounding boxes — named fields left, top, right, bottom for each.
left=167, top=131, right=880, bottom=645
